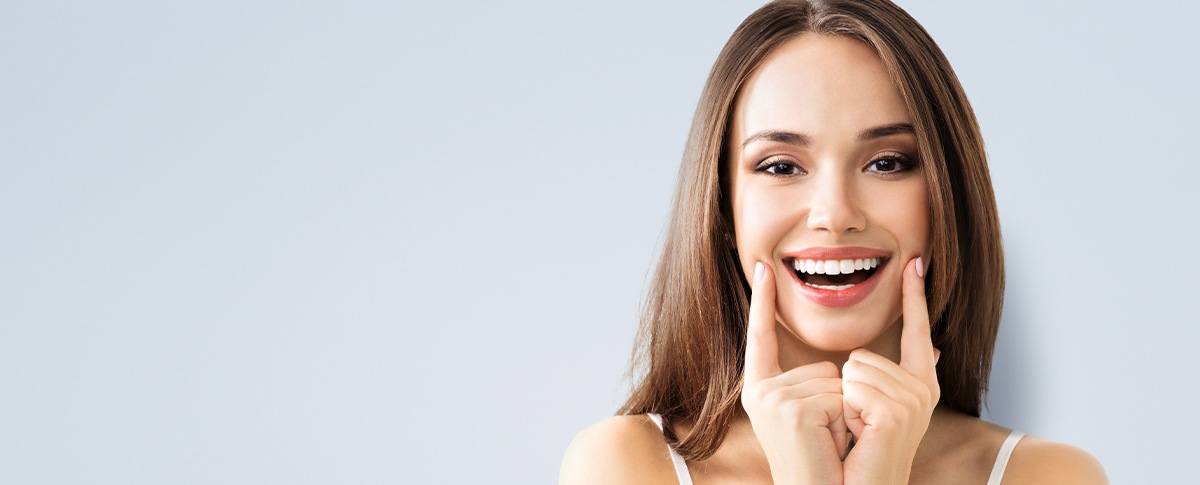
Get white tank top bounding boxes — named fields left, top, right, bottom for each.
left=646, top=412, right=1025, bottom=485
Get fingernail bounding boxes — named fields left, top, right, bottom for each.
left=915, top=256, right=925, bottom=278
left=754, top=261, right=764, bottom=282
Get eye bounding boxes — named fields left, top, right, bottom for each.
left=754, top=158, right=805, bottom=177
left=865, top=153, right=916, bottom=175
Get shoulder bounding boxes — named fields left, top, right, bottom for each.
left=921, top=411, right=1107, bottom=485
left=1002, top=434, right=1109, bottom=485
left=558, top=414, right=679, bottom=485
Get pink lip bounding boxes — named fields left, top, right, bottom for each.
left=781, top=246, right=891, bottom=260
left=780, top=246, right=892, bottom=308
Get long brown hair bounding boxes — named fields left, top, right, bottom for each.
left=616, top=0, right=1005, bottom=462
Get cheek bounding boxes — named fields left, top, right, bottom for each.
left=871, top=181, right=929, bottom=251
left=861, top=181, right=928, bottom=299
left=733, top=186, right=795, bottom=251
left=906, top=184, right=930, bottom=251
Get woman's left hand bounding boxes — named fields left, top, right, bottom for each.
left=841, top=257, right=942, bottom=485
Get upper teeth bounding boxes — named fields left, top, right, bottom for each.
left=792, top=257, right=882, bottom=275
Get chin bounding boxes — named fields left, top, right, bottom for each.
left=778, top=312, right=888, bottom=351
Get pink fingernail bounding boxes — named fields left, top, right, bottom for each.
left=754, top=261, right=764, bottom=282
left=915, top=257, right=925, bottom=278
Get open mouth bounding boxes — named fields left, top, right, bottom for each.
left=784, top=256, right=890, bottom=291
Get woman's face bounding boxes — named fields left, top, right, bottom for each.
left=727, top=33, right=930, bottom=351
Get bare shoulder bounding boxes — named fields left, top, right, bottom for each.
left=558, top=414, right=678, bottom=485
left=1002, top=434, right=1109, bottom=485
left=918, top=410, right=1107, bottom=485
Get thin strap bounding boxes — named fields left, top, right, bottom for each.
left=646, top=413, right=693, bottom=485
left=986, top=430, right=1026, bottom=485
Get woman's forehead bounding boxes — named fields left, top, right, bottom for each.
left=730, top=34, right=911, bottom=148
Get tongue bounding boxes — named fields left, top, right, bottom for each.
left=806, top=269, right=871, bottom=286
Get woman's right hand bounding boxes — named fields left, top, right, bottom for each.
left=740, top=261, right=850, bottom=485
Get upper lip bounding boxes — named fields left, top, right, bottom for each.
left=781, top=246, right=892, bottom=261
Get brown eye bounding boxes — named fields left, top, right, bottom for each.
left=866, top=154, right=915, bottom=175
left=755, top=159, right=805, bottom=177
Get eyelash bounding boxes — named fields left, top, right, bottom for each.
left=755, top=154, right=917, bottom=178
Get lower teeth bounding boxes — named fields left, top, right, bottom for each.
left=804, top=281, right=856, bottom=291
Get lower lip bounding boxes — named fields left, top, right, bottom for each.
left=786, top=259, right=888, bottom=308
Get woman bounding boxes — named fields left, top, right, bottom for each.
left=560, top=1, right=1107, bottom=484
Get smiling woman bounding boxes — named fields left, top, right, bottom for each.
left=560, top=1, right=1107, bottom=484
left=727, top=32, right=931, bottom=355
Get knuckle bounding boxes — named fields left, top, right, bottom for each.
left=762, top=388, right=786, bottom=407
left=780, top=399, right=802, bottom=415
left=812, top=393, right=841, bottom=411
left=741, top=383, right=759, bottom=405
left=779, top=400, right=810, bottom=425
left=901, top=391, right=922, bottom=411
left=749, top=383, right=771, bottom=403
left=815, top=360, right=839, bottom=376
left=875, top=408, right=902, bottom=429
left=912, top=386, right=931, bottom=408
left=815, top=377, right=841, bottom=393
left=916, top=386, right=933, bottom=408
left=841, top=361, right=860, bottom=379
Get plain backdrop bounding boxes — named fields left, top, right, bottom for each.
left=2, top=0, right=1196, bottom=483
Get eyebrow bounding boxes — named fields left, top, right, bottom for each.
left=740, top=122, right=915, bottom=149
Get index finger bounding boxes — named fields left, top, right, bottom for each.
left=744, top=260, right=782, bottom=383
left=899, top=256, right=935, bottom=374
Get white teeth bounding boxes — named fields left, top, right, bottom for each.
left=840, top=260, right=855, bottom=274
left=823, top=260, right=840, bottom=275
left=804, top=281, right=855, bottom=291
left=791, top=257, right=882, bottom=275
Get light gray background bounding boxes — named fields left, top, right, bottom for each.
left=1, top=0, right=1194, bottom=483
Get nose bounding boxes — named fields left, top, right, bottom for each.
left=805, top=172, right=866, bottom=234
